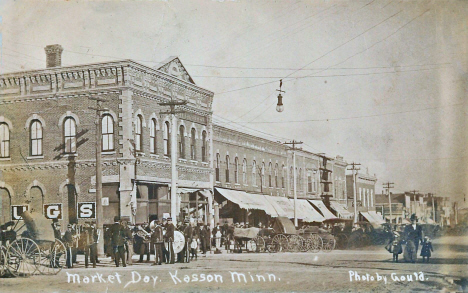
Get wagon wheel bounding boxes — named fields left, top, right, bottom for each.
left=335, top=234, right=348, bottom=250
left=308, top=234, right=322, bottom=253
left=38, top=239, right=67, bottom=275
left=323, top=238, right=336, bottom=252
left=287, top=235, right=302, bottom=252
left=299, top=236, right=309, bottom=252
left=254, top=236, right=266, bottom=253
left=246, top=239, right=257, bottom=252
left=272, top=234, right=288, bottom=252
left=0, top=246, right=6, bottom=277
left=265, top=237, right=278, bottom=253
left=6, top=238, right=41, bottom=277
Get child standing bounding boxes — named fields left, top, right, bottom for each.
left=386, top=231, right=403, bottom=262
left=190, top=238, right=198, bottom=261
left=420, top=236, right=434, bottom=263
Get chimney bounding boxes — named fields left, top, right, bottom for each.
left=44, top=44, right=63, bottom=68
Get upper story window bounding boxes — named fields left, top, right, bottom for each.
left=135, top=115, right=143, bottom=152
left=30, top=120, right=43, bottom=156
left=234, top=157, right=239, bottom=184
left=252, top=160, right=257, bottom=186
left=201, top=130, right=207, bottom=162
left=0, top=123, right=10, bottom=158
left=164, top=121, right=170, bottom=156
left=298, top=168, right=302, bottom=191
left=268, top=163, right=272, bottom=187
left=190, top=128, right=196, bottom=160
left=179, top=125, right=185, bottom=158
left=275, top=163, right=278, bottom=188
left=102, top=114, right=114, bottom=151
left=215, top=153, right=220, bottom=182
left=150, top=118, right=157, bottom=154
left=261, top=163, right=265, bottom=187
left=282, top=165, right=285, bottom=188
left=290, top=167, right=294, bottom=190
left=225, top=155, right=230, bottom=183
left=242, top=159, right=247, bottom=184
left=307, top=172, right=312, bottom=193
left=64, top=117, right=77, bottom=154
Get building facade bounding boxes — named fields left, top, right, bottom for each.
left=0, top=46, right=214, bottom=227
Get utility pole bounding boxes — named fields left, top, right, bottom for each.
left=383, top=182, right=394, bottom=224
left=347, top=162, right=361, bottom=223
left=284, top=140, right=302, bottom=227
left=88, top=96, right=108, bottom=256
left=407, top=190, right=419, bottom=216
left=429, top=193, right=436, bottom=222
left=159, top=99, right=187, bottom=221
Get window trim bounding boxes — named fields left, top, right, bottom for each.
left=102, top=114, right=115, bottom=152
left=63, top=117, right=77, bottom=154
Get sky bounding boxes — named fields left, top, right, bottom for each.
left=0, top=0, right=467, bottom=205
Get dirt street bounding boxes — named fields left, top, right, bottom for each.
left=1, top=235, right=467, bottom=292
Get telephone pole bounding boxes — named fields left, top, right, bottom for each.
left=88, top=96, right=108, bottom=256
left=407, top=190, right=419, bottom=216
left=383, top=182, right=394, bottom=224
left=347, top=162, right=361, bottom=223
left=159, top=99, right=187, bottom=221
left=284, top=140, right=302, bottom=227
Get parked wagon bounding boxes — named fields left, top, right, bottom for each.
left=0, top=211, right=66, bottom=277
left=298, top=225, right=336, bottom=252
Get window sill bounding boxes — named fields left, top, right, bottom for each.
left=102, top=151, right=116, bottom=155
left=27, top=155, right=44, bottom=160
left=178, top=158, right=187, bottom=163
left=136, top=152, right=145, bottom=157
left=189, top=160, right=198, bottom=163
left=0, top=157, right=11, bottom=161
left=150, top=154, right=160, bottom=159
left=62, top=153, right=78, bottom=158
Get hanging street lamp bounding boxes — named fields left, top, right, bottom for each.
left=276, top=79, right=285, bottom=112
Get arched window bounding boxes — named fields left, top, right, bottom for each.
left=102, top=114, right=114, bottom=151
left=0, top=188, right=11, bottom=222
left=150, top=118, right=157, bottom=154
left=30, top=186, right=44, bottom=214
left=0, top=123, right=9, bottom=158
left=30, top=120, right=43, bottom=156
left=282, top=165, right=285, bottom=188
left=179, top=125, right=185, bottom=158
left=275, top=163, right=278, bottom=188
left=268, top=163, right=272, bottom=187
left=64, top=117, right=77, bottom=154
left=164, top=121, right=170, bottom=156
left=215, top=153, right=220, bottom=182
left=234, top=157, right=239, bottom=184
left=225, top=155, right=230, bottom=182
left=242, top=159, right=247, bottom=185
left=201, top=131, right=207, bottom=162
left=190, top=128, right=196, bottom=160
left=261, top=163, right=265, bottom=187
left=252, top=160, right=257, bottom=186
left=135, top=115, right=143, bottom=152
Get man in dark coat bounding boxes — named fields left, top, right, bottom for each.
left=110, top=216, right=126, bottom=267
left=83, top=222, right=98, bottom=268
left=176, top=221, right=186, bottom=263
left=63, top=224, right=74, bottom=268
left=404, top=214, right=423, bottom=263
left=199, top=224, right=207, bottom=254
left=138, top=223, right=151, bottom=263
left=183, top=220, right=193, bottom=263
left=151, top=221, right=164, bottom=265
left=164, top=218, right=175, bottom=264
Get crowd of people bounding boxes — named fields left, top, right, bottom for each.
left=52, top=216, right=240, bottom=269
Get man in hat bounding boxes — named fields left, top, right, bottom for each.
left=51, top=218, right=62, bottom=241
left=110, top=216, right=126, bottom=267
left=63, top=224, right=74, bottom=268
left=164, top=218, right=175, bottom=264
left=83, top=222, right=97, bottom=268
left=138, top=222, right=151, bottom=263
left=183, top=219, right=193, bottom=263
left=151, top=220, right=164, bottom=265
left=122, top=220, right=134, bottom=265
left=403, top=214, right=423, bottom=263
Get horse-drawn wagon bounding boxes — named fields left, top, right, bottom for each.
left=0, top=211, right=66, bottom=277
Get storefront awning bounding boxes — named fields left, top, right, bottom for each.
left=178, top=188, right=202, bottom=194
left=368, top=211, right=386, bottom=225
left=360, top=211, right=385, bottom=228
left=329, top=201, right=354, bottom=219
left=289, top=199, right=325, bottom=222
left=263, top=195, right=294, bottom=218
left=308, top=200, right=337, bottom=220
left=215, top=188, right=279, bottom=216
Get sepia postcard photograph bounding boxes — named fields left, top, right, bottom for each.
left=0, top=0, right=467, bottom=292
